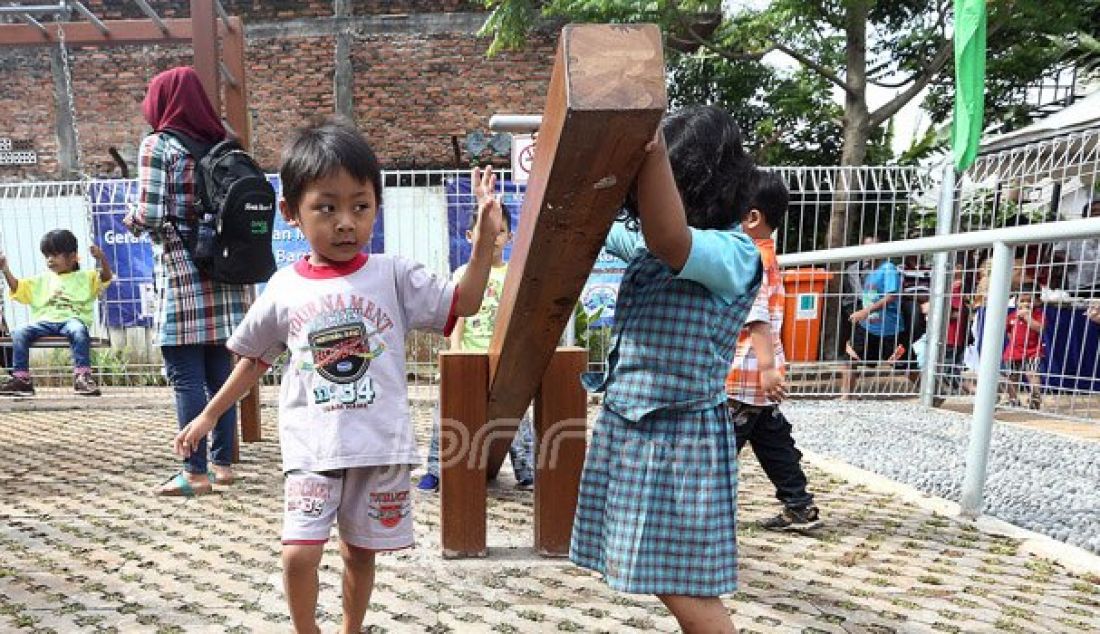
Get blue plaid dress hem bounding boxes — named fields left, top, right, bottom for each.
left=569, top=405, right=739, bottom=596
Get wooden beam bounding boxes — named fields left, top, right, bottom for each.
left=219, top=14, right=258, bottom=440
left=221, top=16, right=250, bottom=150
left=439, top=351, right=489, bottom=558
left=239, top=385, right=262, bottom=443
left=482, top=23, right=666, bottom=477
left=0, top=18, right=220, bottom=48
left=190, top=0, right=220, bottom=112
left=533, top=347, right=588, bottom=557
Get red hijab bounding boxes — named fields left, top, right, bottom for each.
left=142, top=66, right=226, bottom=143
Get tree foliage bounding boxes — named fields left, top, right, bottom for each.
left=480, top=0, right=1100, bottom=165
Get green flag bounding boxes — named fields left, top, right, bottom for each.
left=951, top=0, right=987, bottom=172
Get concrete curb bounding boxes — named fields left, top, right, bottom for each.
left=805, top=450, right=1100, bottom=578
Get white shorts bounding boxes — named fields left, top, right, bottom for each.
left=282, top=465, right=414, bottom=551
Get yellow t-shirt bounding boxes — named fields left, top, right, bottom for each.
left=452, top=263, right=508, bottom=352
left=9, top=269, right=109, bottom=327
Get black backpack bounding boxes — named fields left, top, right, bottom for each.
left=162, top=129, right=277, bottom=285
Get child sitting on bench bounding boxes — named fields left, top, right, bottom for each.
left=0, top=229, right=113, bottom=396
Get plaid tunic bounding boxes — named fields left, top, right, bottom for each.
left=572, top=223, right=760, bottom=595
left=726, top=238, right=787, bottom=406
left=130, top=133, right=252, bottom=346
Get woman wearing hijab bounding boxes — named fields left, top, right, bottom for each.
left=125, top=66, right=252, bottom=496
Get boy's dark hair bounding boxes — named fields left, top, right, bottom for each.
left=744, top=171, right=789, bottom=230
left=40, top=229, right=80, bottom=267
left=279, top=116, right=383, bottom=211
left=466, top=206, right=512, bottom=233
left=622, top=105, right=757, bottom=230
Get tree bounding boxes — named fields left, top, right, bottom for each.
left=482, top=0, right=1098, bottom=359
left=668, top=48, right=848, bottom=166
left=479, top=0, right=1100, bottom=246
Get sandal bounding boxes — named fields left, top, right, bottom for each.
left=210, top=465, right=235, bottom=486
left=156, top=471, right=213, bottom=497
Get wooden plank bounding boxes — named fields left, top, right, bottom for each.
left=239, top=377, right=261, bottom=443
left=0, top=18, right=223, bottom=48
left=483, top=23, right=666, bottom=477
left=439, top=351, right=489, bottom=558
left=221, top=17, right=250, bottom=150
left=190, top=0, right=220, bottom=112
left=0, top=336, right=109, bottom=348
left=533, top=347, right=588, bottom=557
left=222, top=13, right=259, bottom=448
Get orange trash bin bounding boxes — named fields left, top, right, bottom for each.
left=781, top=268, right=834, bottom=362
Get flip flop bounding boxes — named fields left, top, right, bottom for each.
left=156, top=471, right=213, bottom=497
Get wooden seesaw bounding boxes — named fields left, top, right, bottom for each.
left=438, top=23, right=667, bottom=558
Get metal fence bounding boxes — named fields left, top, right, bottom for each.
left=2, top=127, right=1098, bottom=423
left=0, top=169, right=529, bottom=396
left=780, top=216, right=1100, bottom=512
left=777, top=127, right=1100, bottom=423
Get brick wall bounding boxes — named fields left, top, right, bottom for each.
left=0, top=8, right=556, bottom=182
left=247, top=36, right=337, bottom=168
left=351, top=32, right=554, bottom=169
left=0, top=50, right=60, bottom=181
left=70, top=46, right=194, bottom=178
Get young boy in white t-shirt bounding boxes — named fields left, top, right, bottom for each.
left=173, top=117, right=503, bottom=634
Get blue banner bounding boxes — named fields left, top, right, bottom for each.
left=445, top=176, right=523, bottom=272
left=91, top=181, right=154, bottom=328
left=579, top=249, right=625, bottom=329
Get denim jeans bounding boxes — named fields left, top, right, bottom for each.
left=12, top=319, right=92, bottom=373
left=426, top=405, right=535, bottom=482
left=161, top=344, right=236, bottom=474
left=730, top=402, right=814, bottom=510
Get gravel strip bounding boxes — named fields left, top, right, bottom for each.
left=783, top=399, right=1100, bottom=554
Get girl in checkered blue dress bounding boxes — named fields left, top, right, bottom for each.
left=570, top=105, right=762, bottom=632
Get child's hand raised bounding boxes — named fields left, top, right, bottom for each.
left=89, top=245, right=105, bottom=261
left=0, top=252, right=7, bottom=270
left=471, top=165, right=503, bottom=251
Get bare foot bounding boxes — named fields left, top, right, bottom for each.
left=211, top=465, right=235, bottom=485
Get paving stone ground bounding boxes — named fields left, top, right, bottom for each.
left=1, top=398, right=1099, bottom=633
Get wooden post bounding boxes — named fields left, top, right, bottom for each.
left=439, top=351, right=490, bottom=558
left=533, top=347, right=588, bottom=556
left=220, top=15, right=262, bottom=446
left=483, top=23, right=666, bottom=477
left=190, top=0, right=220, bottom=112
left=239, top=382, right=262, bottom=443
left=221, top=17, right=250, bottom=150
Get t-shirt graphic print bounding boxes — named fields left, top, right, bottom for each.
left=228, top=253, right=455, bottom=473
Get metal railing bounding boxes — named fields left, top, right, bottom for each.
left=2, top=125, right=1098, bottom=422
left=780, top=216, right=1100, bottom=514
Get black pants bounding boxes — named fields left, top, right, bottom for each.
left=731, top=402, right=814, bottom=510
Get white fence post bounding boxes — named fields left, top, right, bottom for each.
left=920, top=164, right=956, bottom=406
left=960, top=241, right=1013, bottom=517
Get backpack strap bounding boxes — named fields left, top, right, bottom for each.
left=159, top=129, right=216, bottom=217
